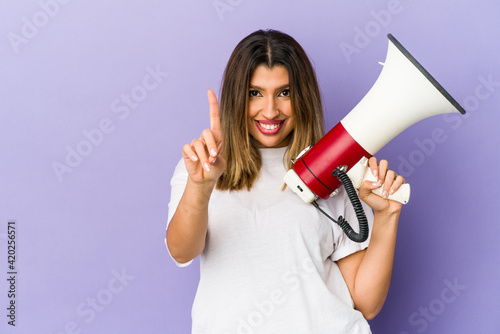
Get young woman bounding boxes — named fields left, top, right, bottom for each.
left=166, top=29, right=404, bottom=333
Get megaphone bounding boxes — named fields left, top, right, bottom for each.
left=284, top=34, right=466, bottom=241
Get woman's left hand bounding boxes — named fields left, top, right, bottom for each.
left=357, top=157, right=405, bottom=215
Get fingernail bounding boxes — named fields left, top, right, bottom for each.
left=371, top=181, right=379, bottom=187
left=382, top=190, right=388, bottom=198
left=203, top=162, right=210, bottom=172
left=389, top=188, right=395, bottom=195
left=191, top=155, right=198, bottom=162
left=210, top=157, right=217, bottom=165
left=372, top=169, right=378, bottom=177
left=210, top=148, right=217, bottom=157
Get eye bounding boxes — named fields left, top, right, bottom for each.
left=249, top=90, right=262, bottom=97
left=278, top=89, right=290, bottom=98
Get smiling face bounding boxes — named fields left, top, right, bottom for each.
left=247, top=65, right=295, bottom=148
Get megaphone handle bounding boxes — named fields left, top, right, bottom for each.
left=371, top=183, right=410, bottom=204
left=361, top=167, right=411, bottom=204
left=346, top=157, right=411, bottom=205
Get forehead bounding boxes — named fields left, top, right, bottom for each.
left=250, top=65, right=289, bottom=88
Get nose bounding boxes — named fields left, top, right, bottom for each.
left=261, top=96, right=279, bottom=119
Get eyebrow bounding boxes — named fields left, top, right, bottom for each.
left=249, top=84, right=290, bottom=91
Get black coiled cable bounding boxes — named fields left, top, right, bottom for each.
left=312, top=165, right=369, bottom=243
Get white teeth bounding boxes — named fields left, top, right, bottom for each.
left=259, top=122, right=280, bottom=130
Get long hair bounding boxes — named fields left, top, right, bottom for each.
left=216, top=29, right=325, bottom=191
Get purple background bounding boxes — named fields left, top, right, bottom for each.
left=1, top=1, right=499, bottom=333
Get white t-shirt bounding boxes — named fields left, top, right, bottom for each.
left=166, top=147, right=374, bottom=334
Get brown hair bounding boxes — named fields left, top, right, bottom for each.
left=216, top=29, right=324, bottom=191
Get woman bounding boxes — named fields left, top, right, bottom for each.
left=166, top=29, right=404, bottom=333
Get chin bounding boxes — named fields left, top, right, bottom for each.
left=256, top=138, right=287, bottom=148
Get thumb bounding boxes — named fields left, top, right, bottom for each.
left=358, top=179, right=382, bottom=201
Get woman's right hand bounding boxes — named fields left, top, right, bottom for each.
left=182, top=89, right=226, bottom=185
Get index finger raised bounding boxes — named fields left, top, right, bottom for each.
left=207, top=89, right=221, bottom=136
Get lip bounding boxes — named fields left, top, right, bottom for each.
left=255, top=119, right=285, bottom=135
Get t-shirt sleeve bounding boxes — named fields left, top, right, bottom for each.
left=165, top=158, right=193, bottom=267
left=329, top=187, right=375, bottom=262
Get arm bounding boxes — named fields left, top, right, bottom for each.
left=166, top=89, right=225, bottom=264
left=337, top=157, right=403, bottom=320
left=167, top=178, right=216, bottom=264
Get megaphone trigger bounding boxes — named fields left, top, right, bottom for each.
left=375, top=183, right=410, bottom=205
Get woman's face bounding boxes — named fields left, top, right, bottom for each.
left=247, top=65, right=295, bottom=148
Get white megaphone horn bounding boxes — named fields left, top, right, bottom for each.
left=284, top=34, right=466, bottom=241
